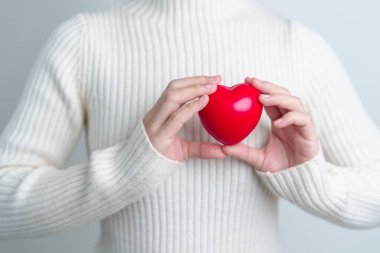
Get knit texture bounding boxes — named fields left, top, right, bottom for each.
left=1, top=0, right=380, bottom=252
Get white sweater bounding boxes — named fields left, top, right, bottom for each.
left=1, top=0, right=380, bottom=252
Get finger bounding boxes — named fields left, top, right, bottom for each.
left=274, top=111, right=316, bottom=138
left=168, top=74, right=222, bottom=89
left=259, top=94, right=305, bottom=112
left=247, top=77, right=291, bottom=96
left=182, top=140, right=228, bottom=160
left=151, top=82, right=218, bottom=129
left=158, top=94, right=209, bottom=139
left=222, top=142, right=265, bottom=169
left=264, top=106, right=283, bottom=122
left=244, top=77, right=283, bottom=120
left=245, top=77, right=288, bottom=120
left=168, top=82, right=218, bottom=107
left=248, top=77, right=291, bottom=115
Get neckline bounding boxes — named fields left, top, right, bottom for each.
left=118, top=0, right=262, bottom=23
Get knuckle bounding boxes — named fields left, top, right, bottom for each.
left=143, top=117, right=153, bottom=131
left=164, top=89, right=177, bottom=103
left=146, top=128, right=158, bottom=142
left=167, top=80, right=177, bottom=89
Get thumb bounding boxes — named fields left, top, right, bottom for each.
left=184, top=141, right=228, bottom=160
left=222, top=142, right=265, bottom=169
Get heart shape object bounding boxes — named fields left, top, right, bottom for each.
left=198, top=82, right=263, bottom=145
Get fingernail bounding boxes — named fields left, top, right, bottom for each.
left=260, top=94, right=270, bottom=99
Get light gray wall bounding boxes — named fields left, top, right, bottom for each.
left=0, top=0, right=379, bottom=252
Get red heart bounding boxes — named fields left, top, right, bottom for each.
left=198, top=82, right=263, bottom=145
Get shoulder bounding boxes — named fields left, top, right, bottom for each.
left=252, top=3, right=331, bottom=52
left=288, top=19, right=337, bottom=59
left=250, top=4, right=326, bottom=50
left=41, top=13, right=87, bottom=54
left=39, top=4, right=132, bottom=70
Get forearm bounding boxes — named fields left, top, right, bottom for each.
left=257, top=140, right=380, bottom=229
left=0, top=119, right=182, bottom=240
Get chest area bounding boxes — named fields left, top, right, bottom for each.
left=83, top=19, right=303, bottom=151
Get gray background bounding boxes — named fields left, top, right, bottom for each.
left=1, top=0, right=379, bottom=252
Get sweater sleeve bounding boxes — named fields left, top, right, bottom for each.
left=255, top=20, right=380, bottom=229
left=0, top=13, right=183, bottom=240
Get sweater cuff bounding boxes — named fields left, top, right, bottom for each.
left=92, top=118, right=184, bottom=207
left=117, top=117, right=184, bottom=186
left=138, top=118, right=184, bottom=165
left=255, top=143, right=347, bottom=216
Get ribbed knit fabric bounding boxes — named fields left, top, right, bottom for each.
left=1, top=0, right=380, bottom=252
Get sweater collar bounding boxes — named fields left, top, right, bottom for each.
left=123, top=0, right=259, bottom=21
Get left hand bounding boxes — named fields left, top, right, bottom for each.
left=222, top=77, right=320, bottom=173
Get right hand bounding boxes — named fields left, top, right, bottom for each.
left=143, top=75, right=228, bottom=163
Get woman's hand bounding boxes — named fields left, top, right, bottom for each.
left=143, top=75, right=228, bottom=163
left=222, top=77, right=320, bottom=173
